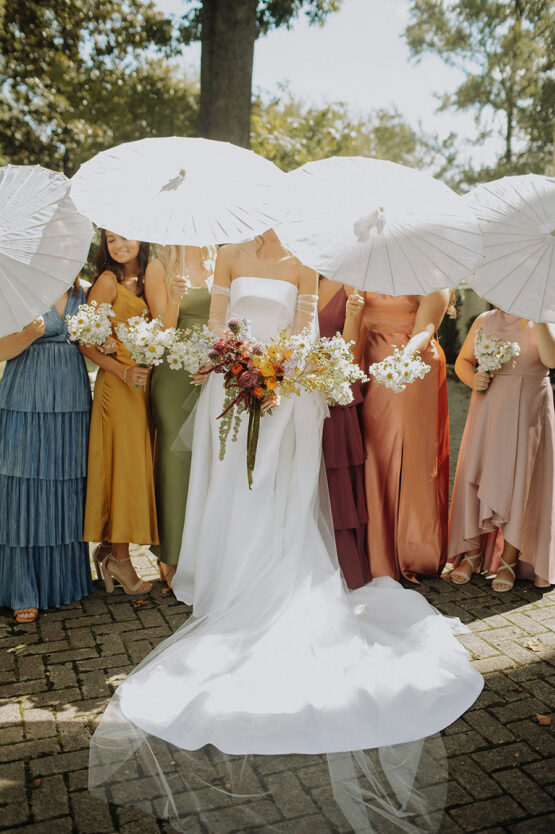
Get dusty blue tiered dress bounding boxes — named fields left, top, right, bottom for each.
left=0, top=290, right=93, bottom=611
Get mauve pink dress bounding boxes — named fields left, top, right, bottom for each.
left=448, top=310, right=555, bottom=585
left=319, top=288, right=370, bottom=589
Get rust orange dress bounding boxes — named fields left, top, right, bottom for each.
left=359, top=294, right=449, bottom=581
left=84, top=283, right=158, bottom=546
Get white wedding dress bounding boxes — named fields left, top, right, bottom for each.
left=89, top=277, right=483, bottom=832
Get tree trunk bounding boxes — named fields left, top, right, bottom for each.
left=505, top=98, right=514, bottom=164
left=198, top=0, right=258, bottom=148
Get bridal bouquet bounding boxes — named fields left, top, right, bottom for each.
left=474, top=326, right=520, bottom=375
left=369, top=345, right=430, bottom=393
left=66, top=301, right=114, bottom=347
left=115, top=312, right=172, bottom=387
left=199, top=318, right=366, bottom=487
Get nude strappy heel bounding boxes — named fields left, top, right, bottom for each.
left=492, top=555, right=517, bottom=593
left=98, top=554, right=152, bottom=595
left=451, top=552, right=483, bottom=585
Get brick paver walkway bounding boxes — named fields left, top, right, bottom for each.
left=1, top=380, right=554, bottom=833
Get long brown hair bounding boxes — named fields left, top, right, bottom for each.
left=93, top=230, right=150, bottom=295
left=446, top=289, right=458, bottom=319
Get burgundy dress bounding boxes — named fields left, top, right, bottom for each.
left=319, top=289, right=370, bottom=589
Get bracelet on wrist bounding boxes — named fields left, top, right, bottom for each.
left=123, top=366, right=130, bottom=385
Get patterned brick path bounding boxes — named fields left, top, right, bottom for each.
left=1, top=381, right=554, bottom=833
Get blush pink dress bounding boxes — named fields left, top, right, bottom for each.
left=359, top=294, right=449, bottom=581
left=448, top=310, right=555, bottom=585
left=319, top=288, right=369, bottom=589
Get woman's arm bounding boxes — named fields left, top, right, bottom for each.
left=534, top=322, right=555, bottom=369
left=144, top=258, right=188, bottom=330
left=342, top=287, right=365, bottom=345
left=454, top=315, right=491, bottom=391
left=293, top=266, right=319, bottom=333
left=80, top=272, right=129, bottom=382
left=192, top=248, right=232, bottom=385
left=208, top=246, right=232, bottom=337
left=0, top=318, right=46, bottom=361
left=406, top=290, right=450, bottom=354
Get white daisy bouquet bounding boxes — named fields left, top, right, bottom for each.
left=474, top=326, right=520, bottom=374
left=278, top=330, right=368, bottom=406
left=165, top=324, right=215, bottom=373
left=66, top=301, right=114, bottom=347
left=369, top=345, right=430, bottom=393
left=115, top=312, right=172, bottom=369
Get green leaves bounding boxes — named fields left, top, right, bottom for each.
left=0, top=0, right=191, bottom=175
left=405, top=0, right=555, bottom=184
left=251, top=90, right=437, bottom=172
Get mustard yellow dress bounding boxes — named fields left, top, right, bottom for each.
left=84, top=283, right=158, bottom=545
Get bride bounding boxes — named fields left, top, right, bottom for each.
left=89, top=230, right=483, bottom=832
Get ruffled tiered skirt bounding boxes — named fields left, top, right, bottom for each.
left=0, top=342, right=93, bottom=610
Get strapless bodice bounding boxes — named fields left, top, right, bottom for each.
left=229, top=276, right=298, bottom=341
left=362, top=293, right=419, bottom=338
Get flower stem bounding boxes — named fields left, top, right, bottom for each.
left=246, top=399, right=261, bottom=490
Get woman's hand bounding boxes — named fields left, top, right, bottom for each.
left=345, top=291, right=364, bottom=320
left=168, top=274, right=189, bottom=304
left=261, top=398, right=274, bottom=413
left=24, top=317, right=45, bottom=342
left=472, top=371, right=491, bottom=392
left=98, top=336, right=117, bottom=355
left=192, top=365, right=211, bottom=386
left=124, top=365, right=151, bottom=388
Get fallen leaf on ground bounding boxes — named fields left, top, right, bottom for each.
left=524, top=638, right=544, bottom=652
left=535, top=714, right=552, bottom=726
left=6, top=644, right=26, bottom=654
left=131, top=599, right=149, bottom=608
left=162, top=587, right=171, bottom=595
left=31, top=778, right=42, bottom=789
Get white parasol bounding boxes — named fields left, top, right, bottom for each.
left=275, top=156, right=483, bottom=294
left=0, top=164, right=93, bottom=338
left=70, top=137, right=286, bottom=246
left=465, top=174, right=555, bottom=321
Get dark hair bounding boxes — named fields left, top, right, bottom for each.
left=93, top=230, right=150, bottom=295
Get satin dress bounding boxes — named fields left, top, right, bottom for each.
left=319, top=288, right=369, bottom=589
left=150, top=287, right=210, bottom=566
left=449, top=310, right=555, bottom=585
left=360, top=294, right=449, bottom=581
left=84, top=283, right=158, bottom=546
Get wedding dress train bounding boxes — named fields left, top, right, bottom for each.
left=89, top=277, right=482, bottom=832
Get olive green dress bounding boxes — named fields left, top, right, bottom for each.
left=150, top=288, right=211, bottom=565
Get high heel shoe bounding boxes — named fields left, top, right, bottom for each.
left=98, top=554, right=152, bottom=595
left=92, top=542, right=111, bottom=580
left=451, top=552, right=483, bottom=585
left=492, top=555, right=517, bottom=593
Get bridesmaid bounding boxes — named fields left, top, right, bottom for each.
left=82, top=230, right=157, bottom=595
left=0, top=284, right=92, bottom=623
left=449, top=309, right=555, bottom=591
left=359, top=291, right=452, bottom=582
left=145, top=246, right=212, bottom=586
left=318, top=277, right=369, bottom=589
